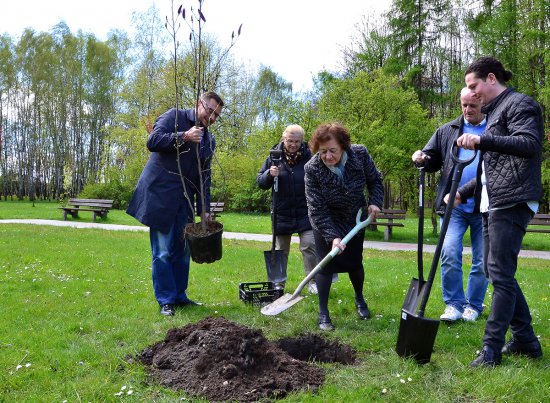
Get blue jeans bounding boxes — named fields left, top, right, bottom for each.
left=150, top=205, right=191, bottom=306
left=482, top=204, right=537, bottom=350
left=440, top=208, right=487, bottom=313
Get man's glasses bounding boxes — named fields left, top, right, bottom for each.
left=200, top=98, right=221, bottom=120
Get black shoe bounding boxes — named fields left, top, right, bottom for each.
left=318, top=313, right=335, bottom=331
left=469, top=345, right=502, bottom=368
left=355, top=300, right=371, bottom=320
left=502, top=338, right=542, bottom=359
left=176, top=299, right=202, bottom=308
left=160, top=304, right=175, bottom=316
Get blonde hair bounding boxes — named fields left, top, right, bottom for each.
left=281, top=124, right=305, bottom=141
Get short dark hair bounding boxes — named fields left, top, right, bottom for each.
left=201, top=91, right=224, bottom=107
left=309, top=122, right=351, bottom=153
left=465, top=56, right=513, bottom=85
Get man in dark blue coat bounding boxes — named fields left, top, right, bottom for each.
left=127, top=91, right=223, bottom=316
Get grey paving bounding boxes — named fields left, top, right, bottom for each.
left=1, top=219, right=549, bottom=260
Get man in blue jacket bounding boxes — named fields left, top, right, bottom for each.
left=127, top=91, right=224, bottom=316
left=454, top=57, right=543, bottom=367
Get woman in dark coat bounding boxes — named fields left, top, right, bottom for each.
left=305, top=122, right=383, bottom=330
left=257, top=125, right=318, bottom=292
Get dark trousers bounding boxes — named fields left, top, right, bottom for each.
left=482, top=203, right=537, bottom=350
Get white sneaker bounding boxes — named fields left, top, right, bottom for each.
left=307, top=282, right=318, bottom=294
left=332, top=273, right=339, bottom=283
left=462, top=307, right=480, bottom=322
left=440, top=305, right=462, bottom=322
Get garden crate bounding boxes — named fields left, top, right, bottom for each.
left=239, top=282, right=284, bottom=306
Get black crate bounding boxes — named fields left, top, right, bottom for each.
left=239, top=282, right=284, bottom=306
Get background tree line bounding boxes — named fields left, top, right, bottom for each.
left=0, top=0, right=548, bottom=214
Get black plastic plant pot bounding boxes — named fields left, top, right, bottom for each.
left=185, top=221, right=223, bottom=264
left=396, top=309, right=440, bottom=364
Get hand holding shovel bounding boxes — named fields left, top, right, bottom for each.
left=261, top=209, right=374, bottom=316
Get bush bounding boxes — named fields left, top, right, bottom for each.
left=211, top=152, right=269, bottom=212
left=79, top=181, right=135, bottom=209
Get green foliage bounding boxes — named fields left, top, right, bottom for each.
left=211, top=151, right=269, bottom=212
left=253, top=66, right=293, bottom=126
left=3, top=1, right=548, bottom=214
left=315, top=69, right=435, bottom=207
left=78, top=180, right=134, bottom=210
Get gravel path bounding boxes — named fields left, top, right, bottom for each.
left=1, top=219, right=549, bottom=260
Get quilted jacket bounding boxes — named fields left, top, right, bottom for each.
left=304, top=144, right=384, bottom=244
left=257, top=142, right=313, bottom=235
left=458, top=88, right=544, bottom=208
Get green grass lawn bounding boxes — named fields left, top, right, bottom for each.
left=1, top=199, right=548, bottom=250
left=0, top=220, right=548, bottom=401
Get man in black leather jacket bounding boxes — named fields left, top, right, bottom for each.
left=453, top=57, right=544, bottom=367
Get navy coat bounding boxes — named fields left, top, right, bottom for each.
left=257, top=142, right=312, bottom=235
left=126, top=108, right=215, bottom=233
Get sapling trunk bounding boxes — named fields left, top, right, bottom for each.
left=166, top=0, right=241, bottom=234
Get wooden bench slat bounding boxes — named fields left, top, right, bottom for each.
left=375, top=215, right=406, bottom=220
left=69, top=198, right=113, bottom=204
left=526, top=228, right=550, bottom=233
left=371, top=222, right=405, bottom=228
left=526, top=213, right=550, bottom=234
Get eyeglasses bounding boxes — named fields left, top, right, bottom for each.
left=200, top=98, right=221, bottom=120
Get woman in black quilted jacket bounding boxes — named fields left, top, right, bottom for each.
left=305, top=122, right=384, bottom=331
left=257, top=125, right=318, bottom=292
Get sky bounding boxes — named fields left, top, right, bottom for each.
left=2, top=0, right=393, bottom=92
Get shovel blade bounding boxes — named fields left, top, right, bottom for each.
left=260, top=293, right=305, bottom=316
left=396, top=309, right=440, bottom=364
left=264, top=250, right=287, bottom=284
left=401, top=278, right=427, bottom=314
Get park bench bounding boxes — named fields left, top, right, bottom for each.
left=369, top=208, right=406, bottom=241
left=526, top=213, right=550, bottom=234
left=59, top=198, right=114, bottom=222
left=210, top=201, right=225, bottom=219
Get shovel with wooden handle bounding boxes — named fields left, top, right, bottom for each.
left=261, top=209, right=374, bottom=316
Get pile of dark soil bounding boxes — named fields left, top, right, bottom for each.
left=277, top=333, right=356, bottom=364
left=138, top=316, right=327, bottom=402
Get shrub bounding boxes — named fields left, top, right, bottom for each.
left=79, top=181, right=135, bottom=209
